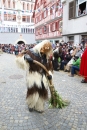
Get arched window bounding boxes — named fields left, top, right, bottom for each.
left=8, top=1, right=10, bottom=8
left=4, top=0, right=7, bottom=8
left=27, top=3, right=29, bottom=10
left=31, top=4, right=33, bottom=10
left=3, top=0, right=5, bottom=4
left=23, top=2, right=25, bottom=10
left=13, top=1, right=15, bottom=9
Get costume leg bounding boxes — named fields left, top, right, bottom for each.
left=35, top=97, right=45, bottom=112
left=26, top=92, right=39, bottom=109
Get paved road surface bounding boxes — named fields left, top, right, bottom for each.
left=0, top=53, right=87, bottom=130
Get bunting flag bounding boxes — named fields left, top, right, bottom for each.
left=38, top=9, right=40, bottom=12
left=0, top=5, right=62, bottom=15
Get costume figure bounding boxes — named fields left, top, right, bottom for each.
left=16, top=40, right=53, bottom=112
left=80, top=42, right=87, bottom=83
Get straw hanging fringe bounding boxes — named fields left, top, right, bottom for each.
left=33, top=60, right=70, bottom=109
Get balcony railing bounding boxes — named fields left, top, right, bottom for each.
left=35, top=9, right=63, bottom=28
left=35, top=31, right=62, bottom=40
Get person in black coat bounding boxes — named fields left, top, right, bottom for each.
left=52, top=51, right=59, bottom=71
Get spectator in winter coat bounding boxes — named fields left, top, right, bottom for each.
left=68, top=57, right=81, bottom=77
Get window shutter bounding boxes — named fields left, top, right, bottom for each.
left=42, top=12, right=44, bottom=19
left=55, top=21, right=59, bottom=31
left=47, top=26, right=49, bottom=33
left=42, top=27, right=44, bottom=34
left=50, top=7, right=53, bottom=15
left=50, top=24, right=52, bottom=32
left=51, top=24, right=53, bottom=32
left=69, top=1, right=75, bottom=19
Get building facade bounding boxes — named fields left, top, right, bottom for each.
left=62, top=0, right=87, bottom=45
left=0, top=0, right=36, bottom=44
left=33, top=0, right=63, bottom=44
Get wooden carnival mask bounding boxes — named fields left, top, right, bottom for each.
left=40, top=42, right=52, bottom=54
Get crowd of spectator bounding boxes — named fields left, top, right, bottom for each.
left=0, top=39, right=87, bottom=82
left=0, top=43, right=36, bottom=55
left=52, top=39, right=87, bottom=81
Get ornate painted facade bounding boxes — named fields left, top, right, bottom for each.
left=0, top=0, right=36, bottom=44
left=0, top=0, right=35, bottom=33
left=33, top=0, right=63, bottom=44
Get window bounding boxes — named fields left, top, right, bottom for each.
left=39, top=14, right=42, bottom=21
left=22, top=16, right=26, bottom=22
left=68, top=36, right=74, bottom=42
left=31, top=4, right=33, bottom=10
left=69, top=1, right=75, bottom=19
left=27, top=16, right=30, bottom=22
left=13, top=2, right=15, bottom=9
left=36, top=17, right=38, bottom=23
left=33, top=29, right=34, bottom=33
left=16, top=28, right=18, bottom=33
left=59, top=21, right=62, bottom=33
left=13, top=15, right=16, bottom=21
left=55, top=21, right=59, bottom=31
left=79, top=2, right=86, bottom=15
left=55, top=2, right=59, bottom=12
left=50, top=6, right=53, bottom=15
left=47, top=26, right=49, bottom=33
left=37, top=3, right=39, bottom=9
left=8, top=1, right=10, bottom=8
left=43, top=25, right=47, bottom=33
left=4, top=14, right=7, bottom=21
left=76, top=0, right=87, bottom=17
left=52, top=23, right=56, bottom=31
left=27, top=4, right=29, bottom=10
left=78, top=0, right=86, bottom=4
left=21, top=28, right=23, bottom=33
left=23, top=3, right=25, bottom=10
left=44, top=11, right=46, bottom=18
left=39, top=28, right=42, bottom=35
left=28, top=28, right=30, bottom=33
left=48, top=8, right=50, bottom=15
left=8, top=15, right=12, bottom=21
left=36, top=30, right=38, bottom=36
left=82, top=35, right=87, bottom=41
left=59, top=21, right=62, bottom=28
left=31, top=18, right=34, bottom=23
left=26, top=28, right=27, bottom=33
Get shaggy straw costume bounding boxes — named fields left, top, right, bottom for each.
left=16, top=40, right=69, bottom=112
left=16, top=40, right=53, bottom=113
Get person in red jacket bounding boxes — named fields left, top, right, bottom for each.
left=80, top=41, right=87, bottom=83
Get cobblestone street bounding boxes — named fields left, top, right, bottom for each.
left=0, top=53, right=87, bottom=130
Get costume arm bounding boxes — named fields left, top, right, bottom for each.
left=24, top=54, right=33, bottom=63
